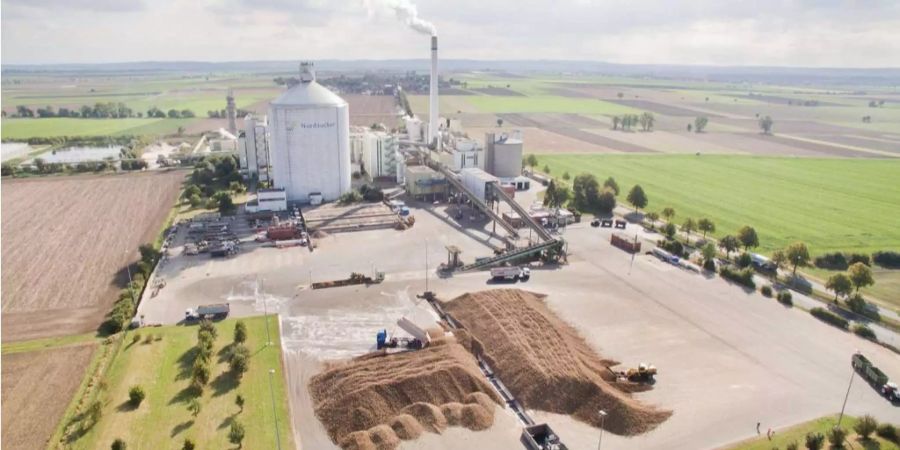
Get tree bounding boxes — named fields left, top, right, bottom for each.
left=661, top=207, right=675, bottom=223
left=664, top=223, right=677, bottom=239
left=128, top=385, right=145, bottom=407
left=572, top=174, right=601, bottom=211
left=230, top=351, right=249, bottom=378
left=854, top=415, right=878, bottom=440
left=188, top=398, right=202, bottom=417
left=111, top=439, right=127, bottom=450
left=718, top=235, right=739, bottom=258
left=497, top=118, right=503, bottom=127
left=524, top=154, right=538, bottom=171
left=182, top=439, right=196, bottom=450
left=192, top=360, right=211, bottom=386
left=181, top=109, right=195, bottom=118
left=847, top=262, right=874, bottom=293
left=702, top=242, right=717, bottom=263
left=189, top=194, right=202, bottom=208
left=213, top=191, right=235, bottom=214
left=184, top=184, right=202, bottom=199
left=597, top=188, right=616, bottom=214
left=562, top=171, right=570, bottom=181
left=626, top=185, right=648, bottom=212
left=544, top=183, right=570, bottom=209
left=645, top=211, right=660, bottom=229
left=694, top=116, right=708, bottom=133
left=234, top=320, right=247, bottom=344
left=167, top=109, right=180, bottom=118
left=758, top=115, right=774, bottom=134
left=236, top=394, right=245, bottom=413
left=682, top=218, right=696, bottom=243
left=229, top=180, right=246, bottom=193
left=542, top=164, right=551, bottom=174
left=603, top=177, right=620, bottom=195
left=612, top=116, right=620, bottom=130
left=825, top=273, right=853, bottom=300
left=771, top=249, right=787, bottom=272
left=639, top=112, right=655, bottom=131
left=736, top=226, right=759, bottom=251
left=804, top=432, right=824, bottom=450
left=785, top=241, right=810, bottom=275
left=697, top=218, right=715, bottom=238
left=229, top=420, right=246, bottom=448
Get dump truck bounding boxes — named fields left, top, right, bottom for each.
left=522, top=423, right=568, bottom=450
left=491, top=266, right=530, bottom=281
left=852, top=352, right=889, bottom=387
left=185, top=303, right=230, bottom=321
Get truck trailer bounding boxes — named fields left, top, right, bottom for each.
left=185, top=303, right=230, bottom=321
left=490, top=266, right=530, bottom=281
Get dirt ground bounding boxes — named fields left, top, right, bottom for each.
left=1, top=343, right=97, bottom=450
left=1, top=170, right=185, bottom=341
left=344, top=94, right=401, bottom=127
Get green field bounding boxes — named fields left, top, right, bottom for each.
left=539, top=154, right=900, bottom=256
left=0, top=118, right=172, bottom=139
left=68, top=316, right=293, bottom=450
left=725, top=414, right=899, bottom=450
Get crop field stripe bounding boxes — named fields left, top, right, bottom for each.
left=539, top=154, right=900, bottom=255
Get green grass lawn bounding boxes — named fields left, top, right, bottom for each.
left=540, top=154, right=900, bottom=255
left=467, top=94, right=643, bottom=115
left=1, top=118, right=167, bottom=139
left=724, top=414, right=899, bottom=450
left=68, top=315, right=293, bottom=450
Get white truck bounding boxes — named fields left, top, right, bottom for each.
left=490, top=266, right=531, bottom=282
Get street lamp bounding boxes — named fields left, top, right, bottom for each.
left=268, top=368, right=282, bottom=450
left=260, top=278, right=272, bottom=346
left=597, top=409, right=608, bottom=450
left=838, top=354, right=858, bottom=427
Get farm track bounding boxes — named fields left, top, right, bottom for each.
left=1, top=170, right=186, bottom=341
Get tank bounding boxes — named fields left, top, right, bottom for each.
left=269, top=62, right=351, bottom=203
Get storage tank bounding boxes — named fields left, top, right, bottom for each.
left=269, top=62, right=351, bottom=203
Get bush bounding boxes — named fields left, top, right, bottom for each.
left=786, top=442, right=798, bottom=450
left=338, top=190, right=363, bottom=205
left=182, top=439, right=196, bottom=450
left=132, top=333, right=141, bottom=344
left=128, top=385, right=145, bottom=406
left=847, top=253, right=870, bottom=266
left=814, top=252, right=848, bottom=270
left=234, top=320, right=247, bottom=344
left=663, top=223, right=676, bottom=239
left=810, top=307, right=849, bottom=330
left=703, top=259, right=716, bottom=272
left=872, top=251, right=900, bottom=268
left=143, top=333, right=153, bottom=344
left=359, top=184, right=384, bottom=202
left=719, top=266, right=756, bottom=289
left=737, top=252, right=752, bottom=268
left=777, top=290, right=793, bottom=306
left=854, top=415, right=878, bottom=440
left=827, top=427, right=846, bottom=448
left=805, top=432, right=825, bottom=450
left=658, top=239, right=684, bottom=257
left=852, top=324, right=877, bottom=340
left=760, top=285, right=773, bottom=297
left=111, top=439, right=127, bottom=450
left=229, top=420, right=246, bottom=447
left=876, top=423, right=897, bottom=443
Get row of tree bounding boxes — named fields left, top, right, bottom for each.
left=611, top=113, right=655, bottom=132
left=207, top=109, right=251, bottom=119
left=7, top=104, right=195, bottom=119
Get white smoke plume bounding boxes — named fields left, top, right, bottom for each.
left=364, top=0, right=436, bottom=36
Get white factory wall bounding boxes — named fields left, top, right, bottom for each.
left=270, top=105, right=350, bottom=203
left=460, top=168, right=497, bottom=202
left=491, top=141, right=523, bottom=178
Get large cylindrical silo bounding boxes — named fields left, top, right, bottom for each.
left=269, top=62, right=351, bottom=203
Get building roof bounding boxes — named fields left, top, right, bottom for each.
left=271, top=80, right=347, bottom=108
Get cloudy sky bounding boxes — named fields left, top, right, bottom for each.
left=2, top=0, right=899, bottom=67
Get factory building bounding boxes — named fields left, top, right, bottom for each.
left=484, top=130, right=523, bottom=178
left=350, top=128, right=403, bottom=182
left=269, top=62, right=351, bottom=203
left=239, top=115, right=270, bottom=183
left=405, top=165, right=447, bottom=201
left=245, top=187, right=287, bottom=213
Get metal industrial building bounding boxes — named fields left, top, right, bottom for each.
left=484, top=130, right=523, bottom=178
left=269, top=62, right=351, bottom=203
left=239, top=115, right=270, bottom=183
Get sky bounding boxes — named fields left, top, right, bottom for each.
left=2, top=0, right=899, bottom=67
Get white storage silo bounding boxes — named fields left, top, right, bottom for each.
left=269, top=62, right=351, bottom=203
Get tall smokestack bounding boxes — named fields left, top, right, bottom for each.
left=226, top=88, right=237, bottom=135
left=428, top=35, right=439, bottom=147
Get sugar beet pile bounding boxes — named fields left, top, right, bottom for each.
left=309, top=339, right=502, bottom=450
left=444, top=289, right=672, bottom=435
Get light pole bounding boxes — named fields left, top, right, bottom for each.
left=268, top=369, right=282, bottom=450
left=424, top=239, right=429, bottom=293
left=597, top=409, right=608, bottom=450
left=838, top=360, right=857, bottom=427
